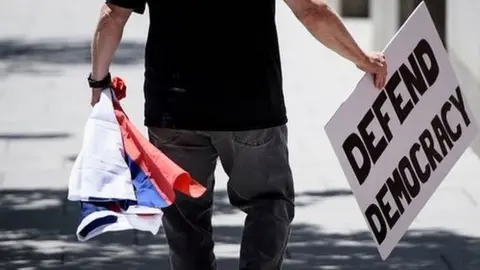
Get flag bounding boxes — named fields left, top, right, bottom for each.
left=67, top=77, right=206, bottom=241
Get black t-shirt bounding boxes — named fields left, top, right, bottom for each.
left=107, top=0, right=287, bottom=131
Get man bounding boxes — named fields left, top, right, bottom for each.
left=88, top=0, right=387, bottom=269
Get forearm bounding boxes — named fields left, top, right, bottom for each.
left=300, top=4, right=367, bottom=65
left=91, top=4, right=127, bottom=80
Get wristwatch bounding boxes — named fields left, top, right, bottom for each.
left=87, top=72, right=112, bottom=88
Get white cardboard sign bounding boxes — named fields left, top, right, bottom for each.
left=324, top=2, right=479, bottom=260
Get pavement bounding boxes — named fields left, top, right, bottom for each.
left=1, top=1, right=480, bottom=270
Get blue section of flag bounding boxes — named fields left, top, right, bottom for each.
left=125, top=152, right=170, bottom=208
left=77, top=201, right=117, bottom=238
left=77, top=152, right=168, bottom=239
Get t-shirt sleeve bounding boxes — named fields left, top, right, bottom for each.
left=106, top=0, right=147, bottom=14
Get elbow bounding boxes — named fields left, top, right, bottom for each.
left=296, top=1, right=332, bottom=25
left=97, top=3, right=129, bottom=31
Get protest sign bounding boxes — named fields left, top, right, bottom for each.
left=324, top=2, right=479, bottom=260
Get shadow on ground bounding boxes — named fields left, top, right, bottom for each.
left=0, top=38, right=144, bottom=75
left=0, top=189, right=479, bottom=270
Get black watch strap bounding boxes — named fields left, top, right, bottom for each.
left=88, top=72, right=112, bottom=88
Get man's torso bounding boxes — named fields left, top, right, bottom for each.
left=143, top=0, right=287, bottom=131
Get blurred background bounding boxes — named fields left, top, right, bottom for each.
left=0, top=0, right=479, bottom=269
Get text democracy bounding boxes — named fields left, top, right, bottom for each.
left=366, top=86, right=470, bottom=244
left=340, top=38, right=472, bottom=245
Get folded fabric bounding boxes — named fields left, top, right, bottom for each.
left=68, top=77, right=206, bottom=241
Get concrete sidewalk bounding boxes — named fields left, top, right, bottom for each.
left=1, top=1, right=479, bottom=269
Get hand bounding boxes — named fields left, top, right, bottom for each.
left=90, top=88, right=103, bottom=106
left=356, top=51, right=388, bottom=89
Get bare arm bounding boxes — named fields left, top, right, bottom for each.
left=90, top=3, right=132, bottom=104
left=91, top=3, right=132, bottom=80
left=284, top=0, right=387, bottom=88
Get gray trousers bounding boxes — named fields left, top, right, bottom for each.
left=148, top=124, right=295, bottom=270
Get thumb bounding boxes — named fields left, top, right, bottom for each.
left=90, top=88, right=102, bottom=106
left=90, top=97, right=99, bottom=107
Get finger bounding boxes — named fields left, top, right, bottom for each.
left=377, top=75, right=383, bottom=89
left=375, top=58, right=385, bottom=66
left=373, top=63, right=383, bottom=75
left=90, top=96, right=99, bottom=107
left=374, top=73, right=380, bottom=89
left=377, top=71, right=386, bottom=89
left=379, top=72, right=387, bottom=89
